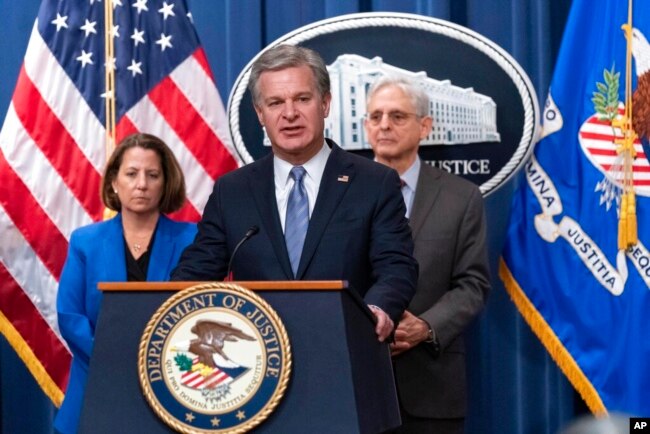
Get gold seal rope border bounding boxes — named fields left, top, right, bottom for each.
left=138, top=282, right=293, bottom=434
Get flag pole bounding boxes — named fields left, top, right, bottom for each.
left=615, top=0, right=638, bottom=250
left=103, top=0, right=117, bottom=220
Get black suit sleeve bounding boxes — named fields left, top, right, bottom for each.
left=171, top=179, right=229, bottom=281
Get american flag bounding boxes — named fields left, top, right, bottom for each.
left=0, top=0, right=240, bottom=406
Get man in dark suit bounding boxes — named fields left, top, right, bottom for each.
left=365, top=76, right=490, bottom=433
left=172, top=45, right=417, bottom=341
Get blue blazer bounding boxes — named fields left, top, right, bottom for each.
left=54, top=214, right=196, bottom=434
left=172, top=141, right=417, bottom=320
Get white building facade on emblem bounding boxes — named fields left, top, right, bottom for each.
left=324, top=54, right=501, bottom=150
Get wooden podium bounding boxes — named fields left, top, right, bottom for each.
left=79, top=281, right=401, bottom=433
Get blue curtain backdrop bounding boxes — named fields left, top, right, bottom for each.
left=0, top=1, right=574, bottom=433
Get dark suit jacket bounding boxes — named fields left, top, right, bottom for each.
left=54, top=214, right=196, bottom=434
left=172, top=141, right=418, bottom=321
left=393, top=163, right=490, bottom=418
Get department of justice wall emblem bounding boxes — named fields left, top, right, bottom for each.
left=138, top=283, right=291, bottom=433
left=228, top=12, right=539, bottom=196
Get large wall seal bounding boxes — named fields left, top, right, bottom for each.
left=228, top=12, right=539, bottom=196
left=138, top=283, right=291, bottom=434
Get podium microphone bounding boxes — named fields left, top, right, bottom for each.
left=226, top=225, right=259, bottom=281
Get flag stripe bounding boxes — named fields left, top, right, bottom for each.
left=600, top=164, right=650, bottom=173
left=0, top=150, right=69, bottom=279
left=24, top=22, right=106, bottom=173
left=12, top=67, right=103, bottom=221
left=148, top=75, right=236, bottom=179
left=167, top=202, right=202, bottom=222
left=170, top=52, right=240, bottom=168
left=116, top=116, right=139, bottom=143
left=586, top=147, right=648, bottom=160
left=204, top=372, right=230, bottom=388
left=0, top=106, right=94, bottom=238
left=0, top=204, right=61, bottom=335
left=181, top=368, right=230, bottom=389
left=192, top=48, right=214, bottom=82
left=581, top=130, right=643, bottom=144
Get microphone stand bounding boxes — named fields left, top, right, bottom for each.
left=226, top=225, right=259, bottom=281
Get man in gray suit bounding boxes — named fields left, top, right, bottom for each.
left=365, top=76, right=490, bottom=433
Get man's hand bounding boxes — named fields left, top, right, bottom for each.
left=368, top=305, right=394, bottom=342
left=390, top=310, right=430, bottom=356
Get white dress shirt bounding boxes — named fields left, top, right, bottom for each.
left=399, top=157, right=421, bottom=219
left=274, top=142, right=331, bottom=232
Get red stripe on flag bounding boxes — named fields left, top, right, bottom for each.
left=115, top=116, right=140, bottom=144
left=580, top=130, right=642, bottom=145
left=168, top=202, right=202, bottom=222
left=192, top=48, right=214, bottom=82
left=148, top=77, right=238, bottom=180
left=586, top=148, right=617, bottom=156
left=0, top=150, right=69, bottom=279
left=191, top=370, right=228, bottom=389
left=586, top=117, right=612, bottom=126
left=587, top=147, right=647, bottom=160
left=12, top=66, right=103, bottom=220
left=0, top=263, right=71, bottom=394
left=205, top=371, right=229, bottom=388
left=600, top=164, right=650, bottom=173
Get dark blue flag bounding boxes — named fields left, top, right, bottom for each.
left=502, top=0, right=650, bottom=416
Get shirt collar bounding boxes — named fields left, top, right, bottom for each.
left=274, top=141, right=331, bottom=187
left=400, top=157, right=421, bottom=192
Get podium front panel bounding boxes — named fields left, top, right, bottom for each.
left=79, top=286, right=399, bottom=433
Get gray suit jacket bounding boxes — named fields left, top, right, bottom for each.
left=393, top=162, right=490, bottom=418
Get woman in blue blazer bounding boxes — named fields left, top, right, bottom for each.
left=54, top=133, right=197, bottom=434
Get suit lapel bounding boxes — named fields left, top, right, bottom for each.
left=102, top=215, right=127, bottom=281
left=409, top=164, right=442, bottom=239
left=297, top=143, right=353, bottom=278
left=249, top=154, right=294, bottom=279
left=147, top=215, right=175, bottom=281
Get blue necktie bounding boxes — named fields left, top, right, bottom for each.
left=285, top=166, right=309, bottom=277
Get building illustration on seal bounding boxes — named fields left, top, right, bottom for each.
left=324, top=54, right=501, bottom=150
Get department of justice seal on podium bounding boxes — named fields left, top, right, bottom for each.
left=138, top=283, right=292, bottom=433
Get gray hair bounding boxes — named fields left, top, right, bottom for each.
left=366, top=75, right=429, bottom=117
left=248, top=44, right=331, bottom=105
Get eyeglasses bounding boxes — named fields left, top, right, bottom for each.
left=366, top=111, right=420, bottom=126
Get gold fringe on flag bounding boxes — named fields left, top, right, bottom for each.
left=499, top=260, right=608, bottom=416
left=0, top=311, right=64, bottom=406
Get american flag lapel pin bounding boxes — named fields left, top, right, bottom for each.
left=337, top=175, right=349, bottom=182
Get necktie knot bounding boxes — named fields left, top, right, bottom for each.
left=290, top=166, right=307, bottom=183
left=400, top=178, right=407, bottom=188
